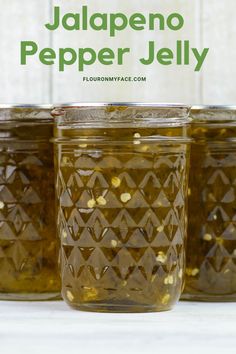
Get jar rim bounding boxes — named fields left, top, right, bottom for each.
left=192, top=105, right=236, bottom=112
left=0, top=104, right=53, bottom=109
left=53, top=102, right=189, bottom=109
left=191, top=105, right=236, bottom=123
left=52, top=103, right=190, bottom=129
left=0, top=105, right=53, bottom=123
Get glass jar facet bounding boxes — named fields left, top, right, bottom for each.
left=0, top=105, right=60, bottom=300
left=53, top=103, right=190, bottom=312
left=182, top=106, right=236, bottom=301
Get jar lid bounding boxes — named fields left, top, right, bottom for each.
left=191, top=105, right=236, bottom=122
left=52, top=103, right=190, bottom=128
left=0, top=104, right=53, bottom=122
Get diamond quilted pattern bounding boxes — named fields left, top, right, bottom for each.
left=56, top=142, right=189, bottom=309
left=184, top=144, right=236, bottom=298
left=0, top=145, right=60, bottom=297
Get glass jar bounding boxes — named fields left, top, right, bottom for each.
left=0, top=105, right=60, bottom=300
left=182, top=106, right=236, bottom=301
left=53, top=103, right=191, bottom=312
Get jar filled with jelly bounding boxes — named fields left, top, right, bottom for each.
left=182, top=106, right=236, bottom=301
left=53, top=103, right=191, bottom=312
left=0, top=105, right=60, bottom=300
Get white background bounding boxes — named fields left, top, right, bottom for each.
left=0, top=0, right=236, bottom=104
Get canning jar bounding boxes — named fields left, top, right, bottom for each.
left=53, top=103, right=190, bottom=312
left=182, top=106, right=236, bottom=301
left=0, top=105, right=60, bottom=300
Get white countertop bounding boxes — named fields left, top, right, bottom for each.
left=0, top=301, right=236, bottom=354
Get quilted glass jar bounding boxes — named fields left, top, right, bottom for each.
left=53, top=103, right=190, bottom=312
left=0, top=105, right=60, bottom=300
left=182, top=106, right=236, bottom=301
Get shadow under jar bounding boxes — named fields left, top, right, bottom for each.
left=0, top=105, right=60, bottom=300
left=53, top=103, right=191, bottom=312
left=182, top=106, right=236, bottom=302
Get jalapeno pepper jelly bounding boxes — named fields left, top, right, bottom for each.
left=53, top=103, right=190, bottom=312
left=0, top=105, right=60, bottom=300
left=182, top=106, right=236, bottom=301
